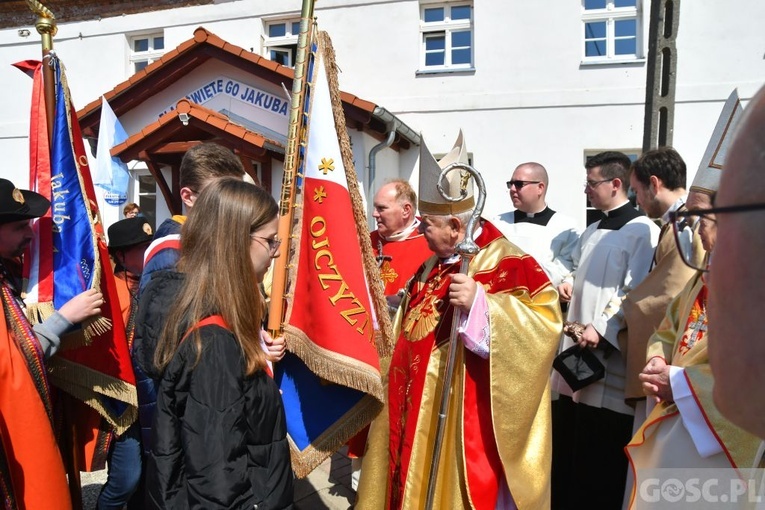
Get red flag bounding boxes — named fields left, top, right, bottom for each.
left=16, top=58, right=137, bottom=471
left=12, top=60, right=54, bottom=315
left=275, top=31, right=388, bottom=477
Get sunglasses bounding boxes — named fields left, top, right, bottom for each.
left=506, top=180, right=541, bottom=189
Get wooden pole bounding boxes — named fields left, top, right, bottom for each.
left=267, top=0, right=316, bottom=337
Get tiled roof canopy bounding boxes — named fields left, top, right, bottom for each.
left=76, top=27, right=401, bottom=147
left=109, top=99, right=283, bottom=163
left=73, top=26, right=417, bottom=213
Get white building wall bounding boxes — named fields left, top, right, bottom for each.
left=1, top=0, right=764, bottom=231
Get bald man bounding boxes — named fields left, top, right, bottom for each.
left=709, top=84, right=765, bottom=440
left=494, top=162, right=581, bottom=290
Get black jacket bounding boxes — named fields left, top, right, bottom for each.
left=146, top=323, right=293, bottom=509
left=132, top=270, right=185, bottom=454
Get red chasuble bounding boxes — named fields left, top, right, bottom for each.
left=346, top=229, right=432, bottom=459
left=371, top=228, right=432, bottom=297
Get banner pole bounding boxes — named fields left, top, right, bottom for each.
left=267, top=0, right=316, bottom=337
left=26, top=3, right=83, bottom=508
left=26, top=0, right=57, bottom=141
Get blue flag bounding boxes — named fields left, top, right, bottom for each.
left=50, top=62, right=97, bottom=308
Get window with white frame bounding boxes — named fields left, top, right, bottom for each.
left=582, top=0, right=642, bottom=62
left=264, top=19, right=302, bottom=67
left=133, top=169, right=158, bottom=231
left=129, top=33, right=165, bottom=74
left=419, top=2, right=473, bottom=71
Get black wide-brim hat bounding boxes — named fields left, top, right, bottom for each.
left=108, top=217, right=154, bottom=250
left=0, top=178, right=51, bottom=224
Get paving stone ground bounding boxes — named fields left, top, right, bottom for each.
left=79, top=447, right=355, bottom=509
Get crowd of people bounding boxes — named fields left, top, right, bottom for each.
left=2, top=84, right=765, bottom=509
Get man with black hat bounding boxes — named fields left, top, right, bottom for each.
left=109, top=217, right=153, bottom=325
left=86, top=217, right=154, bottom=510
left=0, top=178, right=104, bottom=508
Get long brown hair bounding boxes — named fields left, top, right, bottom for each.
left=154, top=177, right=278, bottom=376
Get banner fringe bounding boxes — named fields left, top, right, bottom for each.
left=285, top=324, right=385, bottom=401
left=289, top=394, right=382, bottom=478
left=24, top=300, right=55, bottom=325
left=83, top=315, right=112, bottom=341
left=48, top=357, right=138, bottom=436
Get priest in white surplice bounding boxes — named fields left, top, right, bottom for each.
left=494, top=162, right=581, bottom=289
left=550, top=151, right=659, bottom=510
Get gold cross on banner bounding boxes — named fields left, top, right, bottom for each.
left=318, top=157, right=335, bottom=175
left=313, top=185, right=327, bottom=204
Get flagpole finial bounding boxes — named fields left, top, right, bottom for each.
left=25, top=0, right=57, bottom=37
left=26, top=0, right=57, bottom=141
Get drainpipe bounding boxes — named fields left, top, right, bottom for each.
left=367, top=123, right=397, bottom=230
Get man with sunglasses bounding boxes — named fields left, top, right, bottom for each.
left=494, top=162, right=581, bottom=292
left=550, top=151, right=659, bottom=510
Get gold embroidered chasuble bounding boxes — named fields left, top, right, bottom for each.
left=625, top=273, right=762, bottom=508
left=356, top=221, right=562, bottom=510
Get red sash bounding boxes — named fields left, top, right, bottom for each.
left=182, top=316, right=274, bottom=378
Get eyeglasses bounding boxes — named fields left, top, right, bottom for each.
left=506, top=180, right=541, bottom=189
left=251, top=235, right=282, bottom=254
left=669, top=202, right=765, bottom=272
left=583, top=178, right=615, bottom=189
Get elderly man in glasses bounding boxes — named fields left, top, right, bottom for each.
left=709, top=84, right=765, bottom=441
left=624, top=193, right=762, bottom=508
left=623, top=97, right=765, bottom=504
left=493, top=162, right=581, bottom=293
left=550, top=151, right=659, bottom=510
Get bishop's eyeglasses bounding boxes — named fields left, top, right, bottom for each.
left=669, top=202, right=765, bottom=272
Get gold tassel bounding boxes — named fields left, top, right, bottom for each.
left=285, top=324, right=385, bottom=401
left=48, top=357, right=139, bottom=436
left=24, top=300, right=55, bottom=325
left=83, top=315, right=112, bottom=341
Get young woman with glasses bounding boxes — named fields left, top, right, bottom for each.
left=146, top=177, right=292, bottom=509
